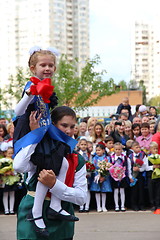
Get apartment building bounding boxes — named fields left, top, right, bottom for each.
left=131, top=21, right=160, bottom=100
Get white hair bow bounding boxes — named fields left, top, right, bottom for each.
left=29, top=46, right=60, bottom=56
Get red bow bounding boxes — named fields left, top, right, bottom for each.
left=30, top=77, right=54, bottom=103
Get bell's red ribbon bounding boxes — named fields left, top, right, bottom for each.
left=30, top=77, right=54, bottom=103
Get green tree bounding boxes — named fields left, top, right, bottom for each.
left=148, top=96, right=160, bottom=107
left=53, top=55, right=116, bottom=110
left=118, top=80, right=128, bottom=90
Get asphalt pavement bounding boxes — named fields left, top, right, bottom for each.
left=0, top=210, right=160, bottom=240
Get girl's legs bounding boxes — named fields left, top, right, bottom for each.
left=101, top=193, right=107, bottom=212
left=119, top=188, right=125, bottom=210
left=3, top=191, right=9, bottom=214
left=114, top=188, right=119, bottom=211
left=85, top=190, right=91, bottom=211
left=95, top=193, right=102, bottom=212
left=9, top=191, right=15, bottom=213
left=32, top=181, right=48, bottom=228
left=50, top=157, right=70, bottom=216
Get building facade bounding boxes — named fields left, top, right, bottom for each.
left=0, top=0, right=89, bottom=89
left=131, top=21, right=160, bottom=100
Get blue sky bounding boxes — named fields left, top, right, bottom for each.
left=89, top=0, right=160, bottom=84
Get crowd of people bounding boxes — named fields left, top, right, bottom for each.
left=1, top=97, right=160, bottom=216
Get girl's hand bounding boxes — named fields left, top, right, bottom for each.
left=99, top=176, right=105, bottom=183
left=29, top=111, right=42, bottom=130
left=133, top=166, right=139, bottom=172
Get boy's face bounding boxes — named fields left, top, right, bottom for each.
left=79, top=140, right=87, bottom=151
left=122, top=99, right=129, bottom=106
left=150, top=147, right=158, bottom=154
left=132, top=145, right=141, bottom=154
left=114, top=145, right=122, bottom=156
left=106, top=141, right=114, bottom=150
left=30, top=55, right=56, bottom=80
left=141, top=127, right=150, bottom=137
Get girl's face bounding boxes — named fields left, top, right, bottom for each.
left=141, top=127, right=150, bottom=137
left=150, top=146, right=158, bottom=154
left=6, top=148, right=14, bottom=158
left=0, top=128, right=4, bottom=137
left=30, top=55, right=56, bottom=80
left=74, top=125, right=79, bottom=135
left=125, top=125, right=131, bottom=132
left=54, top=116, right=76, bottom=137
left=150, top=124, right=155, bottom=134
left=96, top=147, right=105, bottom=156
left=88, top=143, right=93, bottom=153
left=133, top=126, right=140, bottom=137
left=95, top=125, right=102, bottom=137
left=79, top=140, right=88, bottom=152
left=114, top=145, right=122, bottom=156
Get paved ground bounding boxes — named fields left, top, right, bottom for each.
left=0, top=210, right=160, bottom=240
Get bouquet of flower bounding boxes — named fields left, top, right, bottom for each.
left=97, top=159, right=113, bottom=177
left=109, top=163, right=126, bottom=181
left=141, top=147, right=150, bottom=156
left=0, top=158, right=20, bottom=186
left=148, top=154, right=160, bottom=179
left=86, top=161, right=95, bottom=173
left=132, top=158, right=144, bottom=178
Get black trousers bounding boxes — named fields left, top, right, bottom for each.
left=152, top=178, right=160, bottom=208
left=131, top=173, right=145, bottom=208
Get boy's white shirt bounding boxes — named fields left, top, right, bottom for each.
left=13, top=143, right=87, bottom=206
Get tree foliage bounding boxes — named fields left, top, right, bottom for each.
left=53, top=55, right=116, bottom=110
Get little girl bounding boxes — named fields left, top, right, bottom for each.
left=78, top=138, right=92, bottom=212
left=13, top=47, right=78, bottom=237
left=1, top=147, right=19, bottom=215
left=90, top=144, right=112, bottom=212
left=110, top=142, right=131, bottom=212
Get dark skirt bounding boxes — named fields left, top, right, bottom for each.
left=111, top=176, right=129, bottom=189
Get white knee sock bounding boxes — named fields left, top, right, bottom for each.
left=101, top=193, right=107, bottom=210
left=50, top=157, right=70, bottom=216
left=9, top=191, right=15, bottom=212
left=120, top=188, right=125, bottom=208
left=95, top=193, right=101, bottom=211
left=85, top=190, right=91, bottom=210
left=32, top=181, right=48, bottom=229
left=114, top=188, right=119, bottom=208
left=3, top=192, right=9, bottom=213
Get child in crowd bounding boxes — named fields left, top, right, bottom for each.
left=1, top=147, right=19, bottom=215
left=132, top=123, right=141, bottom=139
left=90, top=144, right=112, bottom=212
left=125, top=139, right=134, bottom=157
left=13, top=47, right=78, bottom=235
left=78, top=138, right=92, bottom=212
left=136, top=122, right=152, bottom=152
left=87, top=141, right=94, bottom=158
left=110, top=142, right=131, bottom=212
left=146, top=142, right=160, bottom=211
left=128, top=141, right=147, bottom=211
left=104, top=136, right=114, bottom=154
left=116, top=97, right=132, bottom=118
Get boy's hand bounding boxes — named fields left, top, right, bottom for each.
left=130, top=178, right=134, bottom=183
left=29, top=111, right=42, bottom=130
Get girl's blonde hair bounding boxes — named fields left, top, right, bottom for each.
left=28, top=50, right=56, bottom=67
left=92, top=122, right=105, bottom=143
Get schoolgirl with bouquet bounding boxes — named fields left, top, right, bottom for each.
left=90, top=144, right=112, bottom=212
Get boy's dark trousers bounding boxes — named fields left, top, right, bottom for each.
left=152, top=178, right=160, bottom=209
left=131, top=172, right=145, bottom=210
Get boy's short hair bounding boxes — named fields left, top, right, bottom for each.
left=149, top=141, right=158, bottom=148
left=104, top=136, right=114, bottom=143
left=114, top=142, right=122, bottom=148
left=141, top=122, right=150, bottom=129
left=131, top=141, right=140, bottom=148
left=126, top=139, right=134, bottom=148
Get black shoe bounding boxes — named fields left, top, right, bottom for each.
left=79, top=209, right=84, bottom=213
left=27, top=209, right=49, bottom=238
left=47, top=207, right=79, bottom=222
left=139, top=206, right=146, bottom=211
left=84, top=209, right=89, bottom=213
left=132, top=206, right=139, bottom=211
left=4, top=212, right=9, bottom=215
left=10, top=211, right=15, bottom=215
left=151, top=206, right=156, bottom=211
